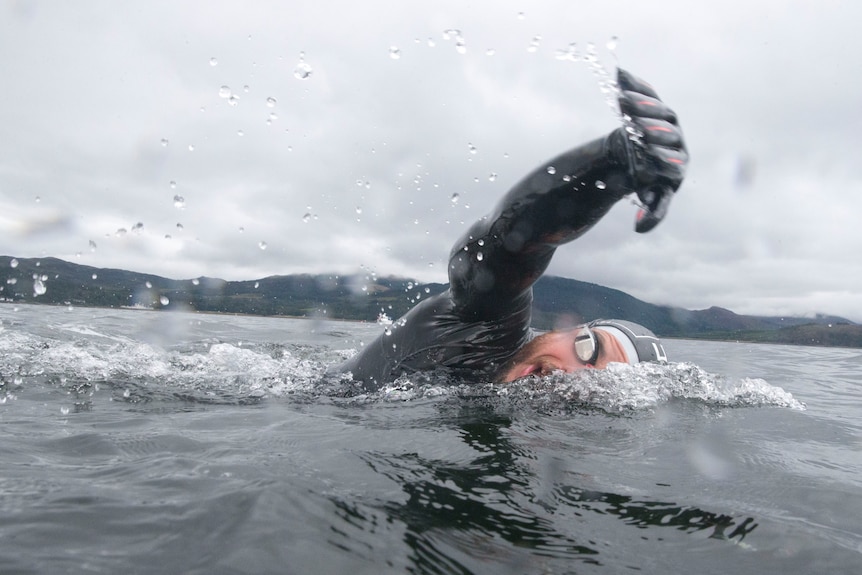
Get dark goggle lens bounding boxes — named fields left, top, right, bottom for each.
left=574, top=326, right=599, bottom=364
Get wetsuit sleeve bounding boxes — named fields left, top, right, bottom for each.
left=447, top=129, right=629, bottom=319
left=448, top=69, right=687, bottom=320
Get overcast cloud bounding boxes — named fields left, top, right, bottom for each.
left=2, top=0, right=860, bottom=322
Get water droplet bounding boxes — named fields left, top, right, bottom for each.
left=267, top=112, right=278, bottom=123
left=294, top=60, right=313, bottom=79
left=169, top=180, right=177, bottom=189
left=89, top=240, right=97, bottom=252
left=477, top=239, right=485, bottom=246
left=427, top=37, right=436, bottom=48
left=455, top=39, right=467, bottom=54
left=258, top=241, right=268, bottom=250
left=254, top=282, right=259, bottom=289
left=237, top=129, right=244, bottom=136
left=489, top=173, right=497, bottom=182
left=584, top=42, right=598, bottom=63
left=355, top=206, right=362, bottom=215
left=188, top=144, right=195, bottom=151
left=33, top=278, right=46, bottom=296
left=92, top=273, right=98, bottom=280
left=209, top=57, right=218, bottom=67
left=547, top=166, right=556, bottom=175
left=476, top=252, right=484, bottom=261
left=527, top=36, right=542, bottom=53
left=160, top=138, right=169, bottom=147
left=302, top=213, right=311, bottom=223
left=132, top=222, right=144, bottom=232
left=389, top=46, right=401, bottom=59
left=562, top=175, right=571, bottom=182
left=595, top=180, right=606, bottom=189
left=192, top=278, right=200, bottom=286
left=485, top=48, right=495, bottom=56
left=555, top=42, right=579, bottom=62
left=60, top=406, right=70, bottom=415
left=145, top=281, right=152, bottom=289
left=160, top=295, right=170, bottom=306
left=450, top=193, right=460, bottom=204
left=123, top=389, right=131, bottom=398
left=517, top=11, right=526, bottom=20
left=606, top=35, right=618, bottom=52
left=116, top=228, right=127, bottom=237
left=266, top=96, right=277, bottom=108
left=10, top=259, right=18, bottom=268
left=6, top=278, right=17, bottom=285
left=173, top=195, right=185, bottom=208
left=176, top=223, right=184, bottom=230
left=228, top=95, right=239, bottom=107
left=468, top=143, right=477, bottom=154
left=219, top=85, right=231, bottom=98
left=35, top=196, right=41, bottom=203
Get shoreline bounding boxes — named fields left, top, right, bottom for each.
left=3, top=300, right=859, bottom=350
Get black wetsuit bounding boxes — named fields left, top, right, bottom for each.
left=337, top=70, right=687, bottom=390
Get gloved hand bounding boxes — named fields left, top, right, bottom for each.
left=617, top=69, right=688, bottom=233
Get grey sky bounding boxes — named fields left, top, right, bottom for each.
left=2, top=0, right=860, bottom=321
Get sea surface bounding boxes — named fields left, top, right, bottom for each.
left=1, top=303, right=860, bottom=574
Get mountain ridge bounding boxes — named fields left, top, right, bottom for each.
left=2, top=255, right=858, bottom=348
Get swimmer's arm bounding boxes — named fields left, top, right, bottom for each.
left=447, top=131, right=631, bottom=317
left=447, top=69, right=687, bottom=319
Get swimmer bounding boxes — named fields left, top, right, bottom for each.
left=337, top=69, right=687, bottom=390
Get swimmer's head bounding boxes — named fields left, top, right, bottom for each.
left=497, top=319, right=667, bottom=383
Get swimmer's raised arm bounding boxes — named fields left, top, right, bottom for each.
left=447, top=69, right=687, bottom=319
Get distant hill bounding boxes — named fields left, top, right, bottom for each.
left=1, top=255, right=858, bottom=348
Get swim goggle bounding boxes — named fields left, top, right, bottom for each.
left=571, top=319, right=666, bottom=365
left=573, top=322, right=601, bottom=365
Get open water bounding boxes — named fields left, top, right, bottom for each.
left=1, top=303, right=860, bottom=574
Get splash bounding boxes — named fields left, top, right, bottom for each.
left=364, top=362, right=804, bottom=413
left=0, top=316, right=804, bottom=413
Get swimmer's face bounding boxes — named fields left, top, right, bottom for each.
left=498, top=328, right=630, bottom=383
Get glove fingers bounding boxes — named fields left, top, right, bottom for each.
left=618, top=92, right=678, bottom=124
left=634, top=185, right=673, bottom=234
left=637, top=118, right=684, bottom=148
left=617, top=68, right=660, bottom=99
left=643, top=145, right=688, bottom=185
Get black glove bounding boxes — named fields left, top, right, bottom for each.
left=617, top=69, right=688, bottom=233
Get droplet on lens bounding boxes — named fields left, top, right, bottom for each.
left=294, top=61, right=313, bottom=79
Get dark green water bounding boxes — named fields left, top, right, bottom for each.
left=1, top=304, right=859, bottom=574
